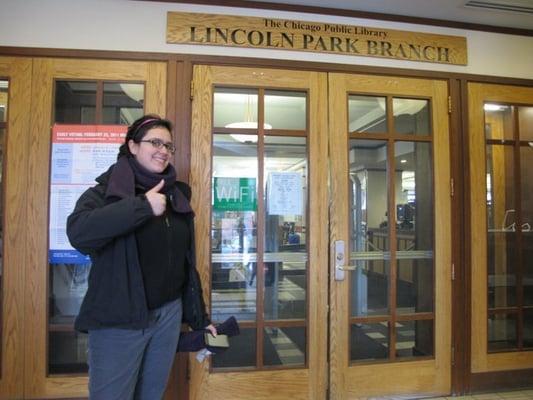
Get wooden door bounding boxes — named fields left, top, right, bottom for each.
left=328, top=73, right=452, bottom=399
left=189, top=65, right=329, bottom=400
left=0, top=56, right=32, bottom=400
left=25, top=58, right=166, bottom=398
left=468, top=83, right=533, bottom=375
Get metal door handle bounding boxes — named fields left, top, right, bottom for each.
left=334, top=240, right=354, bottom=281
left=337, top=265, right=356, bottom=271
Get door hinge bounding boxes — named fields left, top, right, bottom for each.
left=450, top=178, right=455, bottom=197
left=451, top=263, right=455, bottom=280
left=448, top=95, right=452, bottom=114
left=190, top=80, right=194, bottom=100
left=451, top=345, right=455, bottom=366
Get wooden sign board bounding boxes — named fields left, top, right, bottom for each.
left=167, top=12, right=468, bottom=65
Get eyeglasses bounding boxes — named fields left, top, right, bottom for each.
left=139, top=138, right=176, bottom=154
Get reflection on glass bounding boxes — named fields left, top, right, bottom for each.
left=394, top=141, right=433, bottom=251
left=264, top=136, right=307, bottom=321
left=350, top=323, right=389, bottom=362
left=55, top=81, right=97, bottom=124
left=0, top=80, right=8, bottom=122
left=395, top=319, right=433, bottom=358
left=265, top=90, right=306, bottom=130
left=397, top=259, right=433, bottom=314
left=521, top=147, right=533, bottom=305
left=524, top=310, right=533, bottom=348
left=213, top=328, right=257, bottom=369
left=49, top=264, right=90, bottom=324
left=214, top=88, right=259, bottom=129
left=211, top=134, right=258, bottom=322
left=348, top=95, right=387, bottom=133
left=48, top=263, right=90, bottom=374
left=484, top=104, right=513, bottom=140
left=263, top=327, right=306, bottom=366
left=393, top=98, right=430, bottom=136
left=49, top=331, right=88, bottom=374
left=350, top=261, right=389, bottom=317
left=103, top=83, right=144, bottom=125
left=486, top=144, right=517, bottom=308
left=488, top=313, right=517, bottom=352
left=50, top=80, right=101, bottom=375
left=519, top=107, right=533, bottom=141
left=349, top=140, right=389, bottom=317
left=394, top=142, right=434, bottom=315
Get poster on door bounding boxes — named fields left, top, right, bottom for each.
left=267, top=172, right=303, bottom=216
left=48, top=124, right=127, bottom=264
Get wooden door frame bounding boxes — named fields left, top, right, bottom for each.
left=465, top=82, right=533, bottom=392
left=0, top=56, right=32, bottom=400
left=188, top=64, right=329, bottom=400
left=328, top=73, right=452, bottom=399
left=24, top=57, right=167, bottom=398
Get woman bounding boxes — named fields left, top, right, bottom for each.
left=67, top=115, right=216, bottom=400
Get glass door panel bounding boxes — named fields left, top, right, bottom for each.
left=263, top=136, right=308, bottom=368
left=48, top=79, right=146, bottom=375
left=265, top=91, right=306, bottom=130
left=211, top=134, right=258, bottom=324
left=483, top=102, right=533, bottom=354
left=349, top=129, right=435, bottom=364
left=520, top=146, right=533, bottom=307
left=349, top=139, right=390, bottom=322
left=211, top=87, right=309, bottom=371
left=348, top=95, right=387, bottom=133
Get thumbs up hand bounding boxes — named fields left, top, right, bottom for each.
left=145, top=179, right=166, bottom=216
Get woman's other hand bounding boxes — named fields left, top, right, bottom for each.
left=205, top=324, right=217, bottom=337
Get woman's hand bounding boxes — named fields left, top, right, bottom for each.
left=145, top=179, right=166, bottom=216
left=205, top=324, right=217, bottom=337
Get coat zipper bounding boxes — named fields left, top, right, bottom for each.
left=165, top=198, right=173, bottom=299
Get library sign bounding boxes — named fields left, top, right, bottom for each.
left=167, top=12, right=467, bottom=65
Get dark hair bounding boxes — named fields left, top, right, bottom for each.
left=118, top=114, right=173, bottom=158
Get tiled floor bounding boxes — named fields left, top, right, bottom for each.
left=426, top=389, right=533, bottom=400
left=352, top=390, right=533, bottom=400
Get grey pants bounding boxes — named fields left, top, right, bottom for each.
left=87, top=298, right=183, bottom=400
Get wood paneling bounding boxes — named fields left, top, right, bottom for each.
left=468, top=82, right=533, bottom=374
left=0, top=56, right=32, bottom=400
left=189, top=65, right=328, bottom=400
left=24, top=58, right=166, bottom=398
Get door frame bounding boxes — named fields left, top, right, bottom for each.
left=189, top=64, right=329, bottom=400
left=24, top=57, right=167, bottom=398
left=328, top=73, right=452, bottom=399
left=467, top=82, right=533, bottom=390
left=0, top=56, right=32, bottom=400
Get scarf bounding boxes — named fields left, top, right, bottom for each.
left=105, top=156, right=193, bottom=214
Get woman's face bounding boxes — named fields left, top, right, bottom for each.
left=128, top=126, right=173, bottom=173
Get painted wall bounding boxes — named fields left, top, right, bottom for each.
left=1, top=0, right=532, bottom=79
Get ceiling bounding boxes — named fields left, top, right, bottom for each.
left=240, top=0, right=533, bottom=31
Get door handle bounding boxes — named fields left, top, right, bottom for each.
left=338, top=265, right=357, bottom=271
left=334, top=240, right=355, bottom=281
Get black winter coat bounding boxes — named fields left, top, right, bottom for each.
left=67, top=165, right=210, bottom=332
